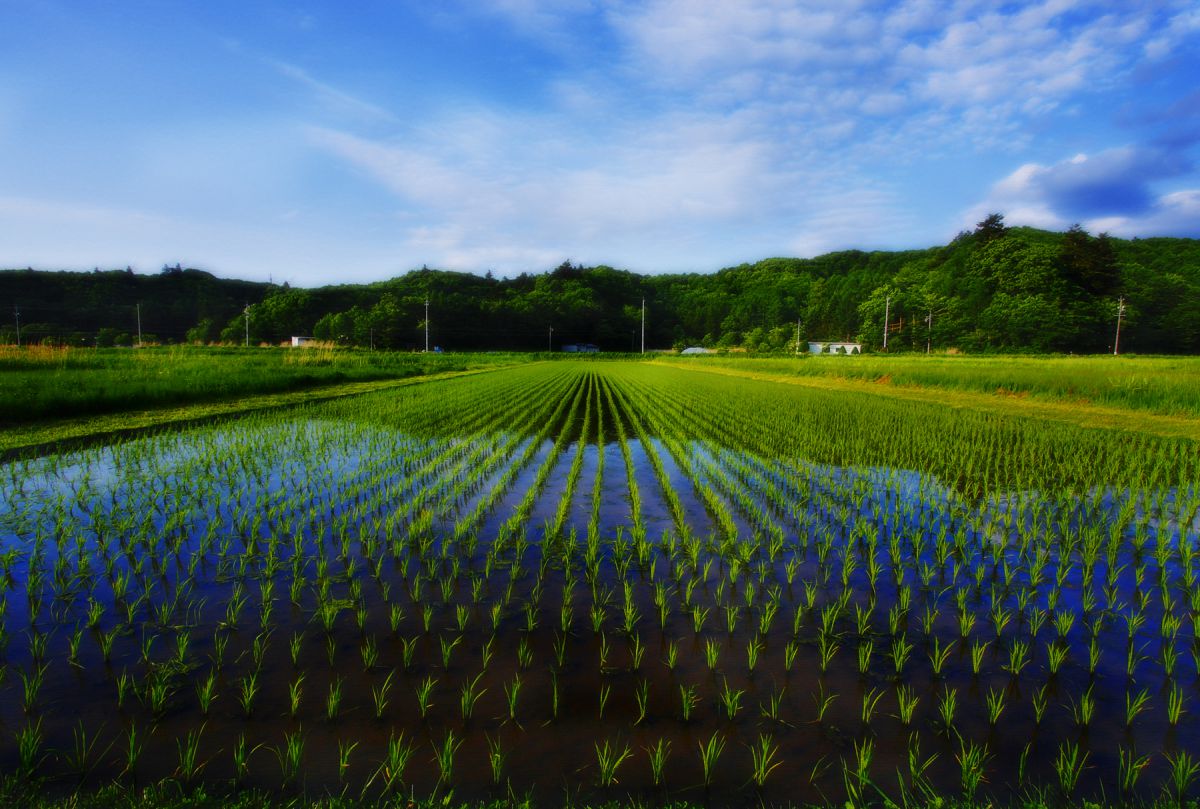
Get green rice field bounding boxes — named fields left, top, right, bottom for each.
left=1, top=359, right=1198, bottom=806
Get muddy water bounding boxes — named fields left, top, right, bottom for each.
left=0, top=418, right=1197, bottom=806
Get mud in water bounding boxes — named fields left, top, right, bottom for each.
left=0, top=415, right=1197, bottom=806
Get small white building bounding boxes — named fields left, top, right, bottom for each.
left=680, top=346, right=715, bottom=355
left=809, top=341, right=862, bottom=355
left=290, top=336, right=314, bottom=347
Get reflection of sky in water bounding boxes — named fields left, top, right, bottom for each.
left=4, top=421, right=1197, bottom=567
left=0, top=418, right=1198, bottom=803
left=0, top=419, right=464, bottom=559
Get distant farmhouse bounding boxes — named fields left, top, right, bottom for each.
left=562, top=343, right=600, bottom=353
left=808, top=341, right=862, bottom=355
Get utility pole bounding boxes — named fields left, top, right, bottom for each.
left=1114, top=296, right=1126, bottom=356
left=424, top=298, right=430, bottom=352
left=244, top=303, right=250, bottom=347
left=13, top=306, right=20, bottom=348
left=925, top=308, right=932, bottom=354
left=640, top=298, right=645, bottom=355
left=882, top=296, right=891, bottom=351
left=794, top=318, right=802, bottom=356
left=136, top=303, right=143, bottom=348
left=548, top=325, right=553, bottom=352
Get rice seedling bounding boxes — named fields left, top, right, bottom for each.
left=1119, top=745, right=1152, bottom=794
left=3, top=358, right=1197, bottom=804
left=517, top=637, right=534, bottom=669
left=697, top=731, right=726, bottom=787
left=634, top=679, right=650, bottom=725
left=368, top=730, right=416, bottom=795
left=986, top=687, right=1006, bottom=725
left=594, top=739, right=634, bottom=787
left=439, top=634, right=462, bottom=669
left=746, top=636, right=763, bottom=672
left=704, top=638, right=721, bottom=671
left=896, top=685, right=919, bottom=725
left=846, top=737, right=874, bottom=800
left=629, top=633, right=646, bottom=670
left=1032, top=685, right=1050, bottom=725
left=645, top=737, right=671, bottom=786
left=336, top=739, right=359, bottom=785
left=1164, top=750, right=1200, bottom=804
left=459, top=672, right=486, bottom=721
left=747, top=733, right=783, bottom=787
left=957, top=738, right=991, bottom=800
left=862, top=687, right=885, bottom=725
left=1003, top=639, right=1030, bottom=676
left=15, top=719, right=44, bottom=780
left=64, top=720, right=110, bottom=782
left=679, top=683, right=699, bottom=722
left=239, top=671, right=260, bottom=718
left=486, top=734, right=506, bottom=785
left=271, top=729, right=305, bottom=787
left=9, top=640, right=45, bottom=696
left=891, top=635, right=914, bottom=678
left=928, top=637, right=954, bottom=677
left=1053, top=740, right=1088, bottom=796
left=759, top=686, right=786, bottom=723
left=664, top=639, right=679, bottom=670
left=432, top=730, right=462, bottom=784
left=817, top=634, right=839, bottom=673
left=1069, top=684, right=1095, bottom=728
left=937, top=687, right=957, bottom=735
left=229, top=733, right=261, bottom=787
left=118, top=723, right=144, bottom=780
left=719, top=678, right=745, bottom=720
left=813, top=681, right=838, bottom=723
left=1125, top=687, right=1150, bottom=726
left=174, top=723, right=206, bottom=783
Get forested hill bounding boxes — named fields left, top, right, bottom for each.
left=2, top=219, right=1198, bottom=353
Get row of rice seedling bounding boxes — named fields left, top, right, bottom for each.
left=0, top=360, right=1196, bottom=805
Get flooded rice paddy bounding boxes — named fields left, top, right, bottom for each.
left=0, top=362, right=1198, bottom=805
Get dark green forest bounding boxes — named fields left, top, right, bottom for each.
left=2, top=217, right=1198, bottom=353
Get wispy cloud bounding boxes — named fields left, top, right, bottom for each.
left=264, top=57, right=399, bottom=124
left=2, top=2, right=1196, bottom=281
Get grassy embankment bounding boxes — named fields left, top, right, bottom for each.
left=655, top=354, right=1200, bottom=441
left=0, top=346, right=531, bottom=454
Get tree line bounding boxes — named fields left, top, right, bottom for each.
left=2, top=217, right=1197, bottom=353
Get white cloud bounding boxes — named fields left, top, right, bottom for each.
left=295, top=2, right=1198, bottom=274
left=306, top=106, right=793, bottom=273
left=966, top=146, right=1200, bottom=237
left=1143, top=5, right=1200, bottom=59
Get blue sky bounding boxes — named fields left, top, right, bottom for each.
left=1, top=1, right=1198, bottom=285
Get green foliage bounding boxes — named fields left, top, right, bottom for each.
left=4, top=223, right=1199, bottom=353
left=0, top=346, right=515, bottom=424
